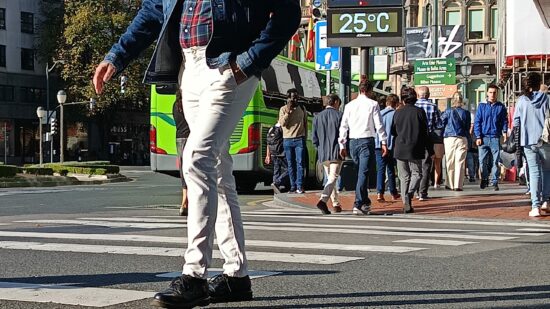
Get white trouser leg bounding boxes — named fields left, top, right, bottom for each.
left=320, top=161, right=341, bottom=204
left=179, top=47, right=258, bottom=278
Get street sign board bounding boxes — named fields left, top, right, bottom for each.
left=315, top=20, right=340, bottom=71
left=414, top=58, right=455, bottom=73
left=425, top=85, right=458, bottom=99
left=413, top=72, right=456, bottom=85
left=327, top=6, right=404, bottom=47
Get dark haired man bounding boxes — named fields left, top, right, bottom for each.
left=376, top=94, right=401, bottom=202
left=313, top=94, right=344, bottom=214
left=92, top=1, right=301, bottom=307
left=339, top=80, right=388, bottom=215
left=279, top=88, right=308, bottom=194
left=474, top=84, right=508, bottom=191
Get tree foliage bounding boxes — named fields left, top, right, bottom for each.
left=39, top=0, right=152, bottom=114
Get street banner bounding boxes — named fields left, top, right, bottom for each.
left=405, top=25, right=465, bottom=61
left=425, top=85, right=458, bottom=99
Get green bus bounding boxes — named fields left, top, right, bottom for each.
left=149, top=55, right=329, bottom=191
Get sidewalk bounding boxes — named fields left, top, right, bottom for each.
left=274, top=182, right=550, bottom=222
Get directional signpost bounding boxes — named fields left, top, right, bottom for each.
left=413, top=58, right=457, bottom=99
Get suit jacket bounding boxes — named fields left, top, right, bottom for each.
left=391, top=104, right=434, bottom=161
left=312, top=107, right=342, bottom=162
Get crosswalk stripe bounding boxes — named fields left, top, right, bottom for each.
left=0, top=241, right=363, bottom=265
left=14, top=219, right=518, bottom=240
left=0, top=281, right=152, bottom=307
left=0, top=231, right=424, bottom=253
left=393, top=239, right=477, bottom=246
left=516, top=228, right=550, bottom=232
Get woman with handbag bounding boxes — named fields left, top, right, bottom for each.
left=441, top=93, right=471, bottom=191
left=513, top=72, right=550, bottom=217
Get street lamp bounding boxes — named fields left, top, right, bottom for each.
left=57, top=90, right=67, bottom=163
left=46, top=60, right=65, bottom=163
left=36, top=106, right=46, bottom=167
left=460, top=56, right=473, bottom=110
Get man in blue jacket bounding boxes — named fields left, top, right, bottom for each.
left=473, top=84, right=508, bottom=191
left=92, top=1, right=301, bottom=308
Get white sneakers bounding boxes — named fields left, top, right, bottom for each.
left=542, top=202, right=548, bottom=211
left=529, top=208, right=542, bottom=217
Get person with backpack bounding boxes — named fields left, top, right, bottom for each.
left=265, top=123, right=289, bottom=194
left=376, top=94, right=401, bottom=202
left=313, top=94, right=344, bottom=214
left=513, top=72, right=550, bottom=217
left=279, top=88, right=308, bottom=194
left=441, top=92, right=471, bottom=191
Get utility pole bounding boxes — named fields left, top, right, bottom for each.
left=433, top=0, right=439, bottom=58
left=3, top=122, right=7, bottom=164
left=339, top=47, right=352, bottom=104
left=360, top=47, right=370, bottom=81
left=60, top=103, right=64, bottom=163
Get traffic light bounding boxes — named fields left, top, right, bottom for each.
left=120, top=75, right=128, bottom=94
left=50, top=118, right=58, bottom=135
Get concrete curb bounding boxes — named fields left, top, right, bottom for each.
left=0, top=174, right=131, bottom=188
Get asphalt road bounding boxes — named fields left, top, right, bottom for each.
left=1, top=168, right=550, bottom=308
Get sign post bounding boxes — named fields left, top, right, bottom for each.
left=414, top=58, right=457, bottom=99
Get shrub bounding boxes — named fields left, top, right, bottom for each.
left=44, top=163, right=118, bottom=175
left=0, top=165, right=18, bottom=178
left=22, top=167, right=54, bottom=176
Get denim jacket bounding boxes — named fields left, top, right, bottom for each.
left=473, top=101, right=508, bottom=139
left=103, top=0, right=301, bottom=84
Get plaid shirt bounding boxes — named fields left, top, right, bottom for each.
left=180, top=0, right=213, bottom=49
left=415, top=99, right=442, bottom=132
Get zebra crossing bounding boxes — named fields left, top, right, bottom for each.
left=1, top=207, right=550, bottom=307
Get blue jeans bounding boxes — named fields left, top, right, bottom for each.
left=523, top=144, right=550, bottom=208
left=466, top=151, right=478, bottom=180
left=283, top=137, right=305, bottom=191
left=478, top=137, right=501, bottom=185
left=350, top=138, right=375, bottom=208
left=375, top=149, right=398, bottom=195
left=272, top=155, right=289, bottom=188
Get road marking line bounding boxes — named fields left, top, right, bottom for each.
left=245, top=198, right=274, bottom=206
left=0, top=231, right=423, bottom=253
left=156, top=269, right=281, bottom=279
left=0, top=241, right=363, bottom=265
left=15, top=220, right=182, bottom=229
left=393, top=239, right=477, bottom=246
left=516, top=228, right=550, bottom=232
left=0, top=281, right=152, bottom=307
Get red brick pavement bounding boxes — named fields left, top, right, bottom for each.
left=280, top=191, right=550, bottom=221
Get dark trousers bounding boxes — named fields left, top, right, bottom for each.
left=272, top=155, right=289, bottom=188
left=419, top=151, right=432, bottom=197
left=376, top=149, right=398, bottom=195
left=350, top=137, right=375, bottom=208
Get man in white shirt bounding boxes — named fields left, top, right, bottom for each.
left=339, top=80, right=388, bottom=215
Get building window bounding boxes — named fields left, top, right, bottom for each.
left=21, top=12, right=34, bottom=34
left=468, top=8, right=484, bottom=39
left=0, top=8, right=5, bottom=30
left=446, top=10, right=461, bottom=26
left=491, top=7, right=498, bottom=39
left=0, top=45, right=5, bottom=67
left=20, top=87, right=46, bottom=104
left=21, top=48, right=34, bottom=71
left=424, top=4, right=432, bottom=27
left=0, top=85, right=15, bottom=102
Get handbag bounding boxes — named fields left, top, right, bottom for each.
left=503, top=126, right=519, bottom=154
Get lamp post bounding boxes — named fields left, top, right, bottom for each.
left=46, top=60, right=65, bottom=163
left=460, top=56, right=473, bottom=110
left=36, top=106, right=46, bottom=167
left=57, top=90, right=67, bottom=163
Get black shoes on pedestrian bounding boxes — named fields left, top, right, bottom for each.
left=153, top=274, right=253, bottom=308
left=209, top=274, right=253, bottom=304
left=152, top=275, right=209, bottom=308
left=493, top=184, right=499, bottom=191
left=480, top=179, right=488, bottom=189
left=316, top=200, right=331, bottom=215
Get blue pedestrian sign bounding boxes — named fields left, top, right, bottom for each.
left=315, top=20, right=340, bottom=71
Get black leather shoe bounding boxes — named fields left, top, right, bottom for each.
left=209, top=274, right=253, bottom=303
left=152, top=275, right=209, bottom=308
left=480, top=179, right=488, bottom=189
left=316, top=200, right=331, bottom=215
left=493, top=184, right=499, bottom=191
left=404, top=207, right=415, bottom=214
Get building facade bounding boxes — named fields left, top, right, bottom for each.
left=0, top=0, right=50, bottom=165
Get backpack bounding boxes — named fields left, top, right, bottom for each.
left=267, top=125, right=284, bottom=156
left=541, top=104, right=550, bottom=145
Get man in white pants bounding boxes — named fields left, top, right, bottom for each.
left=92, top=1, right=301, bottom=308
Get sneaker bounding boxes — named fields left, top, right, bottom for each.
left=288, top=189, right=297, bottom=194
left=493, top=184, right=499, bottom=191
left=316, top=200, right=331, bottom=215
left=529, top=208, right=542, bottom=217
left=418, top=195, right=428, bottom=201
left=179, top=207, right=188, bottom=217
left=391, top=193, right=401, bottom=200
left=352, top=207, right=363, bottom=215
left=377, top=193, right=385, bottom=202
left=433, top=184, right=439, bottom=189
left=152, top=275, right=209, bottom=308
left=270, top=183, right=281, bottom=194
left=468, top=178, right=476, bottom=183
left=296, top=189, right=305, bottom=194
left=333, top=205, right=342, bottom=213
left=208, top=274, right=253, bottom=303
left=542, top=202, right=548, bottom=211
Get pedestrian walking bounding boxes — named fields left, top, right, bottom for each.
left=441, top=92, right=471, bottom=191
left=92, top=1, right=301, bottom=308
left=339, top=79, right=389, bottom=215
left=279, top=88, right=308, bottom=194
left=173, top=90, right=190, bottom=216
left=265, top=123, right=289, bottom=194
left=415, top=86, right=443, bottom=200
left=313, top=94, right=344, bottom=214
left=474, top=84, right=508, bottom=191
left=392, top=87, right=434, bottom=213
left=376, top=94, right=401, bottom=202
left=513, top=73, right=550, bottom=217
left=466, top=106, right=479, bottom=182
